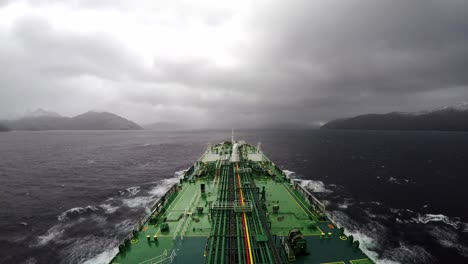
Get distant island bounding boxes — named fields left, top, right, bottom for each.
left=321, top=104, right=468, bottom=132
left=3, top=109, right=142, bottom=131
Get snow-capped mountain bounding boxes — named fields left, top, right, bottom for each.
left=25, top=108, right=62, bottom=118
left=322, top=102, right=468, bottom=131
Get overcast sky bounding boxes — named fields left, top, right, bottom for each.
left=0, top=0, right=467, bottom=128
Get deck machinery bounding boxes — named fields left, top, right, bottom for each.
left=110, top=139, right=374, bottom=264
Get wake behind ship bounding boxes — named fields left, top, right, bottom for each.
left=110, top=137, right=373, bottom=264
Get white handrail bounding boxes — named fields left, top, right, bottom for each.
left=138, top=249, right=177, bottom=264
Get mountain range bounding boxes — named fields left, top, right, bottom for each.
left=1, top=109, right=142, bottom=131
left=321, top=103, right=468, bottom=132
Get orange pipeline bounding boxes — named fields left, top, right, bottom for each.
left=236, top=163, right=254, bottom=264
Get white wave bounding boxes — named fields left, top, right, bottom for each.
left=119, top=170, right=184, bottom=210
left=388, top=177, right=410, bottom=185
left=74, top=170, right=186, bottom=263
left=174, top=169, right=188, bottom=178
left=376, top=260, right=401, bottom=264
left=381, top=244, right=433, bottom=264
left=36, top=216, right=108, bottom=248
left=99, top=203, right=119, bottom=214
left=389, top=208, right=415, bottom=214
left=122, top=195, right=154, bottom=209
left=149, top=177, right=180, bottom=196
left=412, top=214, right=463, bottom=229
left=297, top=179, right=332, bottom=193
left=36, top=225, right=65, bottom=246
left=429, top=226, right=468, bottom=257
left=75, top=221, right=133, bottom=264
left=12, top=234, right=27, bottom=243
left=118, top=186, right=140, bottom=196
left=282, top=169, right=332, bottom=193
left=338, top=199, right=354, bottom=209
left=82, top=248, right=119, bottom=264
left=282, top=170, right=296, bottom=178
left=57, top=206, right=99, bottom=221
left=348, top=231, right=382, bottom=261
left=127, top=186, right=140, bottom=196
left=115, top=219, right=137, bottom=233
left=331, top=211, right=382, bottom=262
left=330, top=211, right=416, bottom=264
left=58, top=234, right=117, bottom=264
left=123, top=173, right=181, bottom=209
left=365, top=210, right=379, bottom=219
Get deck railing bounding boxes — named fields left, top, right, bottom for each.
left=138, top=249, right=177, bottom=264
left=294, top=182, right=326, bottom=211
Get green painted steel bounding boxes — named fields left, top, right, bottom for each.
left=110, top=141, right=374, bottom=264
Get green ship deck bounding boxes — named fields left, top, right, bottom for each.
left=110, top=139, right=374, bottom=264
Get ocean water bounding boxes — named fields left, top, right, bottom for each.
left=0, top=129, right=467, bottom=263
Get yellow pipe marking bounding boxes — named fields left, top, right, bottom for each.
left=243, top=211, right=254, bottom=264
left=236, top=163, right=254, bottom=264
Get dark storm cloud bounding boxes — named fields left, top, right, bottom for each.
left=1, top=0, right=468, bottom=127
left=145, top=0, right=468, bottom=122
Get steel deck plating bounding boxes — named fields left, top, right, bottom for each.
left=110, top=139, right=374, bottom=264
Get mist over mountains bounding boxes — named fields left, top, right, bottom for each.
left=321, top=103, right=468, bottom=132
left=4, top=103, right=468, bottom=132
left=1, top=109, right=142, bottom=131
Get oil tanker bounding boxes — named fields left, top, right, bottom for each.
left=110, top=136, right=373, bottom=264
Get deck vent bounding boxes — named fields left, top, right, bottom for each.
left=272, top=204, right=280, bottom=214
left=197, top=206, right=204, bottom=214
